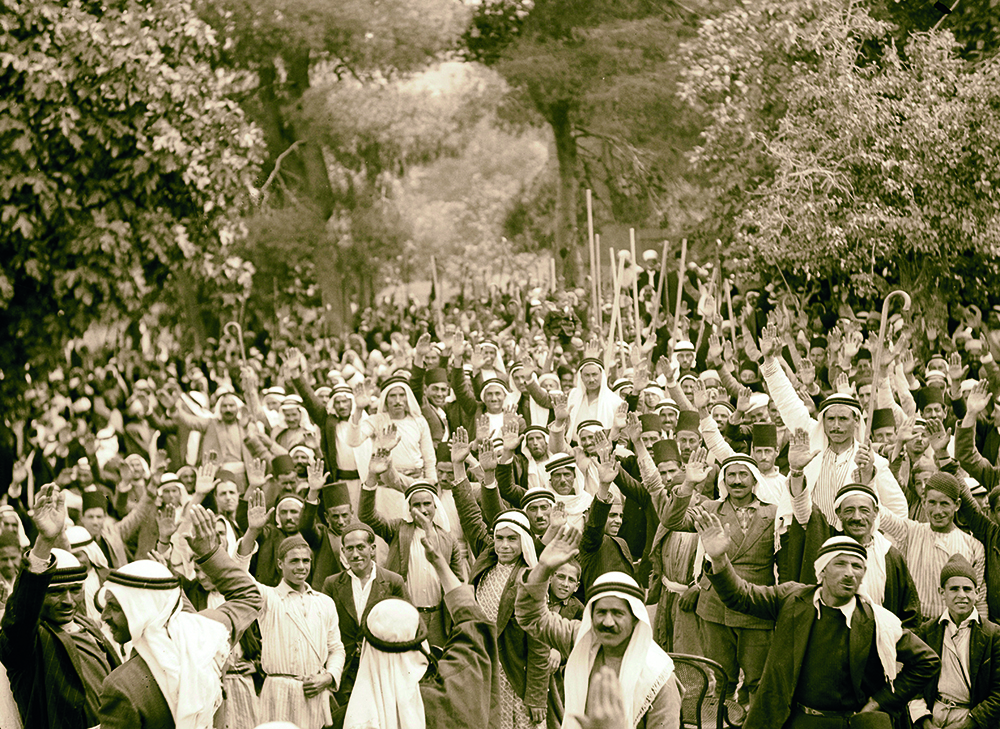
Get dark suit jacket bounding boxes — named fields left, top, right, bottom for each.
left=453, top=477, right=550, bottom=713
left=0, top=556, right=121, bottom=729
left=913, top=614, right=1000, bottom=727
left=579, top=495, right=635, bottom=602
left=322, top=565, right=409, bottom=701
left=664, top=493, right=780, bottom=630
left=299, top=500, right=345, bottom=590
left=410, top=364, right=465, bottom=445
left=707, top=561, right=940, bottom=729
left=954, top=456, right=1000, bottom=622
left=97, top=544, right=264, bottom=729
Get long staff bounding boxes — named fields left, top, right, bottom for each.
left=629, top=228, right=642, bottom=348
left=587, top=190, right=601, bottom=332
left=671, top=238, right=688, bottom=343
left=863, top=290, right=911, bottom=444
left=224, top=321, right=247, bottom=366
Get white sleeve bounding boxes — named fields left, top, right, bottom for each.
left=761, top=358, right=816, bottom=434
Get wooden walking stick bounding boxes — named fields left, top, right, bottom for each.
left=587, top=190, right=601, bottom=332
left=863, top=290, right=911, bottom=444
left=629, top=228, right=642, bottom=349
left=605, top=248, right=626, bottom=371
left=672, top=238, right=688, bottom=343
left=224, top=321, right=247, bottom=367
left=648, top=239, right=669, bottom=342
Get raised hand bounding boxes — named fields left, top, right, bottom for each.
left=966, top=380, right=992, bottom=415
left=479, top=443, right=499, bottom=472
left=900, top=348, right=916, bottom=375
left=451, top=427, right=472, bottom=464
left=476, top=413, right=491, bottom=444
left=501, top=419, right=521, bottom=453
left=707, top=332, right=724, bottom=365
left=835, top=371, right=852, bottom=395
left=685, top=446, right=711, bottom=484
left=692, top=510, right=732, bottom=562
left=735, top=386, right=753, bottom=414
left=246, top=489, right=273, bottom=531
left=828, top=325, right=843, bottom=353
left=758, top=323, right=780, bottom=359
left=622, top=412, right=643, bottom=444
left=470, top=345, right=489, bottom=372
left=448, top=329, right=465, bottom=359
left=721, top=339, right=735, bottom=365
left=798, top=358, right=816, bottom=386
left=583, top=337, right=603, bottom=361
left=240, top=365, right=259, bottom=394
left=787, top=429, right=818, bottom=472
left=537, top=525, right=582, bottom=573
left=195, top=462, right=218, bottom=495
left=594, top=430, right=614, bottom=461
left=283, top=346, right=305, bottom=379
left=948, top=352, right=969, bottom=383
left=353, top=379, right=376, bottom=411
left=612, top=402, right=629, bottom=430
left=307, top=459, right=328, bottom=493
left=185, top=504, right=219, bottom=558
left=596, top=447, right=617, bottom=484
left=374, top=423, right=401, bottom=453
left=632, top=360, right=650, bottom=393
left=655, top=356, right=675, bottom=383
left=692, top=380, right=711, bottom=410
left=369, top=449, right=391, bottom=475
left=925, top=417, right=950, bottom=453
left=156, top=503, right=179, bottom=542
left=414, top=332, right=432, bottom=364
left=31, top=483, right=67, bottom=543
left=843, top=329, right=863, bottom=359
left=551, top=392, right=569, bottom=422
left=247, top=457, right=267, bottom=488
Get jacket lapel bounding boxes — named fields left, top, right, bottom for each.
left=336, top=574, right=358, bottom=626
left=730, top=505, right=770, bottom=561
left=788, top=592, right=816, bottom=687
left=969, top=621, right=987, bottom=692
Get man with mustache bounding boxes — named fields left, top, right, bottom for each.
left=695, top=514, right=939, bottom=729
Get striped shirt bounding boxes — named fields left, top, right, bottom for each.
left=879, top=511, right=988, bottom=619
left=256, top=580, right=346, bottom=729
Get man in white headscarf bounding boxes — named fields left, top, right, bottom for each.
left=343, top=514, right=497, bottom=729
left=97, top=504, right=263, bottom=729
left=515, top=526, right=681, bottom=729
left=66, top=524, right=109, bottom=623
left=758, top=322, right=908, bottom=523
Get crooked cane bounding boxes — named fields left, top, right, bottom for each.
left=863, top=290, right=911, bottom=445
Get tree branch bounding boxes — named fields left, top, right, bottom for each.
left=259, top=140, right=303, bottom=206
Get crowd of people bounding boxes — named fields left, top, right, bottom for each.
left=4, top=252, right=1000, bottom=729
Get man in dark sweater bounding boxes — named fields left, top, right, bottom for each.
left=696, top=513, right=940, bottom=729
left=577, top=448, right=634, bottom=601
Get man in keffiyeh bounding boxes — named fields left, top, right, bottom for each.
left=696, top=512, right=940, bottom=729
left=514, top=527, right=681, bottom=729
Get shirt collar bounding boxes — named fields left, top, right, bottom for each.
left=813, top=588, right=857, bottom=627
left=277, top=580, right=315, bottom=597
left=939, top=608, right=980, bottom=628
left=350, top=563, right=377, bottom=587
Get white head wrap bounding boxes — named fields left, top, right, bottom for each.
left=564, top=572, right=674, bottom=728
left=344, top=598, right=429, bottom=729
left=566, top=359, right=623, bottom=441
left=101, top=560, right=231, bottom=729
left=493, top=510, right=537, bottom=567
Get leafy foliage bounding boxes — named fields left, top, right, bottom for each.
left=0, top=0, right=262, bottom=400
left=680, top=0, right=1000, bottom=328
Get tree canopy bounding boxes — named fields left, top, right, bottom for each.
left=0, top=0, right=262, bottom=402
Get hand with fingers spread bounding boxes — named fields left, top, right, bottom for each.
left=900, top=348, right=916, bottom=375
left=655, top=356, right=675, bottom=384
left=693, top=510, right=733, bottom=562
left=708, top=333, right=724, bottom=365
left=369, top=449, right=391, bottom=476
left=195, top=462, right=218, bottom=495
left=721, top=339, right=735, bottom=366
left=596, top=448, right=617, bottom=486
left=594, top=430, right=614, bottom=462
left=247, top=457, right=268, bottom=488
left=374, top=423, right=401, bottom=453
left=612, top=401, right=629, bottom=430
left=414, top=332, right=433, bottom=366
left=534, top=525, right=583, bottom=578
left=479, top=444, right=499, bottom=473
left=787, top=429, right=818, bottom=473
left=584, top=338, right=603, bottom=361
left=835, top=371, right=852, bottom=395
left=734, top=386, right=753, bottom=415
left=246, top=489, right=273, bottom=532
left=798, top=358, right=816, bottom=386
left=501, top=419, right=521, bottom=454
left=684, top=446, right=711, bottom=486
left=476, top=414, right=492, bottom=444
left=306, top=459, right=329, bottom=494
left=926, top=417, right=951, bottom=454
left=353, top=379, right=376, bottom=411
left=185, top=504, right=220, bottom=558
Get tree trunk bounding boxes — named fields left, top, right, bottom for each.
left=550, top=102, right=581, bottom=287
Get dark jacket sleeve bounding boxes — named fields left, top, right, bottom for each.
left=195, top=544, right=264, bottom=642
left=359, top=486, right=398, bottom=544
left=970, top=626, right=1000, bottom=728
left=410, top=364, right=426, bottom=406
left=0, top=556, right=48, bottom=674
left=97, top=680, right=143, bottom=729
left=614, top=465, right=651, bottom=508
left=869, top=629, right=940, bottom=713
left=958, top=489, right=1000, bottom=553
left=582, top=496, right=611, bottom=554
left=291, top=375, right=329, bottom=432
left=523, top=632, right=551, bottom=710
left=496, top=462, right=526, bottom=507
left=451, top=366, right=481, bottom=417
left=480, top=481, right=504, bottom=527
left=453, top=478, right=490, bottom=558
left=705, top=558, right=792, bottom=623
left=299, top=499, right=324, bottom=550
left=957, top=425, right=1000, bottom=491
